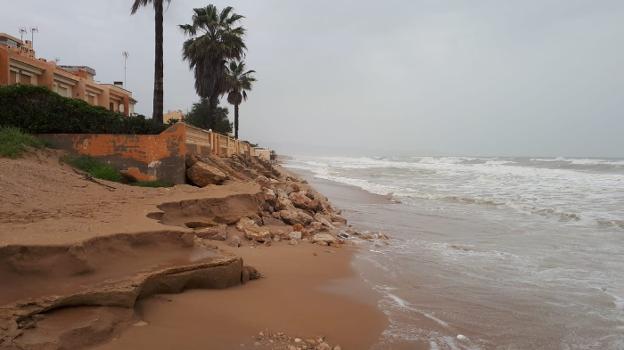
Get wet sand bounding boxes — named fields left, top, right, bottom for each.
left=96, top=243, right=387, bottom=350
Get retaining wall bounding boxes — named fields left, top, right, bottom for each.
left=39, top=123, right=187, bottom=184
left=39, top=123, right=271, bottom=185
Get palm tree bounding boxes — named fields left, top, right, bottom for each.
left=179, top=5, right=246, bottom=118
left=225, top=61, right=255, bottom=139
left=131, top=0, right=170, bottom=124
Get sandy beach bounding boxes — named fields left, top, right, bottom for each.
left=0, top=151, right=387, bottom=350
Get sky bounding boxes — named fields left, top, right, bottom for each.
left=4, top=0, right=624, bottom=157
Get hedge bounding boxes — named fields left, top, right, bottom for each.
left=0, top=85, right=165, bottom=134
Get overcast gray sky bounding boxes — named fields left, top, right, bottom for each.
left=4, top=0, right=624, bottom=157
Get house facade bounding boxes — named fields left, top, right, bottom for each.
left=0, top=32, right=136, bottom=116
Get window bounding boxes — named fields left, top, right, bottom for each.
left=19, top=73, right=32, bottom=85
left=9, top=70, right=17, bottom=84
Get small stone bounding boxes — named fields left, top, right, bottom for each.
left=289, top=231, right=302, bottom=240
left=294, top=338, right=302, bottom=343
left=317, top=342, right=331, bottom=350
left=333, top=346, right=342, bottom=350
left=457, top=334, right=468, bottom=341
left=133, top=320, right=148, bottom=327
left=228, top=236, right=242, bottom=248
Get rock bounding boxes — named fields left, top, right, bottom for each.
left=292, top=223, right=304, bottom=232
left=185, top=154, right=202, bottom=167
left=133, top=320, right=148, bottom=327
left=276, top=195, right=293, bottom=210
left=317, top=342, right=331, bottom=350
left=314, top=213, right=335, bottom=228
left=279, top=209, right=313, bottom=225
left=256, top=175, right=271, bottom=188
left=195, top=224, right=227, bottom=241
left=236, top=218, right=272, bottom=242
left=333, top=346, right=342, bottom=350
left=312, top=233, right=337, bottom=245
left=262, top=187, right=276, bottom=202
left=330, top=213, right=347, bottom=225
left=294, top=338, right=302, bottom=343
left=289, top=191, right=320, bottom=211
left=261, top=213, right=283, bottom=226
left=289, top=239, right=299, bottom=246
left=336, top=231, right=349, bottom=240
left=289, top=231, right=302, bottom=240
left=309, top=221, right=323, bottom=232
left=227, top=236, right=242, bottom=247
left=241, top=265, right=261, bottom=283
left=236, top=217, right=256, bottom=231
left=187, top=161, right=228, bottom=187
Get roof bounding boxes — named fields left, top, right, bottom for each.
left=0, top=33, right=23, bottom=43
left=59, top=65, right=97, bottom=76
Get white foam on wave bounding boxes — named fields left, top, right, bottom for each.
left=382, top=290, right=450, bottom=328
left=285, top=155, right=624, bottom=231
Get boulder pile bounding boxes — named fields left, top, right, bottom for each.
left=182, top=153, right=389, bottom=247
left=231, top=171, right=351, bottom=246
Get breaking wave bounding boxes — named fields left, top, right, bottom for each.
left=285, top=155, right=624, bottom=231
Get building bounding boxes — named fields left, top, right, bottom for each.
left=163, top=110, right=184, bottom=124
left=0, top=32, right=136, bottom=116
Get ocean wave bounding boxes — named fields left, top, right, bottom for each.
left=285, top=155, right=624, bottom=231
left=530, top=208, right=581, bottom=222
left=597, top=219, right=624, bottom=230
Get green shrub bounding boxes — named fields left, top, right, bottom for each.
left=0, top=127, right=44, bottom=158
left=62, top=155, right=173, bottom=187
left=62, top=155, right=124, bottom=182
left=0, top=85, right=166, bottom=134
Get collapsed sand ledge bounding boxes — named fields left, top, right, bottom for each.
left=0, top=231, right=259, bottom=349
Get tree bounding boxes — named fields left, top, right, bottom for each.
left=179, top=5, right=246, bottom=120
left=184, top=98, right=232, bottom=134
left=225, top=60, right=255, bottom=139
left=131, top=0, right=170, bottom=124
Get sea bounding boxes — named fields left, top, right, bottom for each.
left=284, top=155, right=624, bottom=350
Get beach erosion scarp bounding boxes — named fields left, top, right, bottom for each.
left=0, top=150, right=386, bottom=350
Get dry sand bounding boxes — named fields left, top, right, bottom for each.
left=0, top=150, right=259, bottom=246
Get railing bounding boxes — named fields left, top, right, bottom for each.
left=181, top=122, right=269, bottom=160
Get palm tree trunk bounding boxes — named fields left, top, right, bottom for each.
left=234, top=104, right=239, bottom=139
left=152, top=0, right=164, bottom=124
left=208, top=94, right=219, bottom=129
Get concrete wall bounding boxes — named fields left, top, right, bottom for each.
left=40, top=123, right=187, bottom=184
left=37, top=123, right=271, bottom=186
